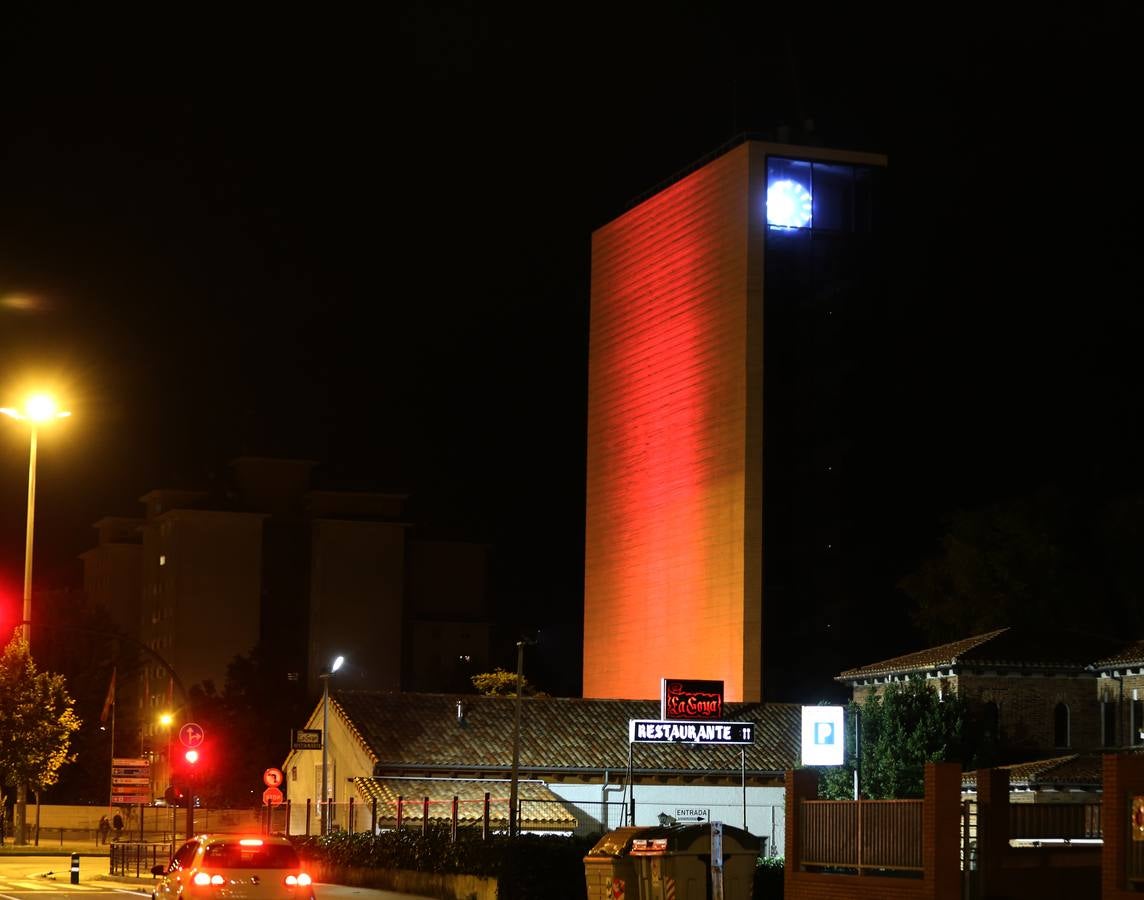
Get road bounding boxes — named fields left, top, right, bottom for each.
left=0, top=858, right=433, bottom=900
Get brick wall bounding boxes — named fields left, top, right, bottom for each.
left=1102, top=753, right=1144, bottom=899
left=960, top=674, right=1101, bottom=753
left=784, top=763, right=960, bottom=900
left=974, top=766, right=1100, bottom=900
left=851, top=671, right=1102, bottom=756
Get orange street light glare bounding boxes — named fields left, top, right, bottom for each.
left=0, top=393, right=71, bottom=423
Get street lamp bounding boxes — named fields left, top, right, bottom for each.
left=320, top=654, right=344, bottom=836
left=508, top=637, right=536, bottom=837
left=1, top=393, right=71, bottom=642
left=159, top=712, right=174, bottom=795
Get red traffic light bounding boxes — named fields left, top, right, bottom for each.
left=185, top=749, right=199, bottom=765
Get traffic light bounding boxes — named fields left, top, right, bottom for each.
left=185, top=749, right=199, bottom=765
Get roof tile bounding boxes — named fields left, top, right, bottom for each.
left=333, top=692, right=802, bottom=776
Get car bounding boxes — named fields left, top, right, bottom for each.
left=151, top=834, right=314, bottom=900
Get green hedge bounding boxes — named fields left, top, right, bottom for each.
left=754, top=855, right=784, bottom=898
left=291, top=828, right=597, bottom=899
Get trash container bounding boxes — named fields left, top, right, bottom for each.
left=584, top=826, right=644, bottom=900
left=629, top=822, right=760, bottom=900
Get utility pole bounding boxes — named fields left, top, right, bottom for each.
left=507, top=636, right=537, bottom=836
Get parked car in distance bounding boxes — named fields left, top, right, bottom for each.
left=151, top=834, right=314, bottom=900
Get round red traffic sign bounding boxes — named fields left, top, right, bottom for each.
left=262, top=786, right=284, bottom=807
left=179, top=723, right=205, bottom=748
left=263, top=767, right=283, bottom=787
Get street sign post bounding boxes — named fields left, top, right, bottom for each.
left=263, top=767, right=283, bottom=787
left=111, top=757, right=152, bottom=806
left=262, top=786, right=284, bottom=806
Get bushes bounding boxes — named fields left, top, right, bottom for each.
left=291, top=828, right=597, bottom=899
left=754, top=855, right=784, bottom=898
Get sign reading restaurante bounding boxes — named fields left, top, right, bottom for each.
left=629, top=719, right=755, bottom=745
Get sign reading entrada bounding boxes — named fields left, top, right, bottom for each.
left=629, top=719, right=755, bottom=745
left=661, top=678, right=725, bottom=720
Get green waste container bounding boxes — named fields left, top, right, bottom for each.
left=630, top=822, right=760, bottom=900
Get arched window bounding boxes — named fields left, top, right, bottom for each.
left=1054, top=702, right=1070, bottom=748
left=982, top=701, right=1000, bottom=739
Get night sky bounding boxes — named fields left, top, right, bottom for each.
left=2, top=7, right=1142, bottom=698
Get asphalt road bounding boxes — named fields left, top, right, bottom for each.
left=0, top=858, right=433, bottom=900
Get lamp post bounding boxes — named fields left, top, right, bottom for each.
left=159, top=712, right=174, bottom=795
left=507, top=638, right=536, bottom=837
left=320, top=654, right=344, bottom=836
left=1, top=394, right=71, bottom=643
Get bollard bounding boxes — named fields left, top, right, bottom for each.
left=70, top=852, right=80, bottom=885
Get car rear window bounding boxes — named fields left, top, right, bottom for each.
left=203, top=843, right=300, bottom=869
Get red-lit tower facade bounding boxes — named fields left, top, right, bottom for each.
left=583, top=140, right=887, bottom=702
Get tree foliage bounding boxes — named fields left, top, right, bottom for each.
left=184, top=644, right=308, bottom=807
left=819, top=679, right=966, bottom=799
left=0, top=630, right=82, bottom=793
left=900, top=487, right=1144, bottom=643
left=470, top=668, right=545, bottom=697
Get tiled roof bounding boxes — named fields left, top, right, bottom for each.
left=331, top=691, right=801, bottom=776
left=838, top=627, right=1125, bottom=681
left=961, top=754, right=1104, bottom=789
left=351, top=777, right=578, bottom=830
left=1092, top=639, right=1144, bottom=669
left=837, top=629, right=1009, bottom=680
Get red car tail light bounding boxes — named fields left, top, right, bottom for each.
left=193, top=872, right=225, bottom=886
left=284, top=873, right=312, bottom=887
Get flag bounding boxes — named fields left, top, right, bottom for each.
left=100, top=667, right=116, bottom=725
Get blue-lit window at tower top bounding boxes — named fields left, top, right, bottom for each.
left=765, top=157, right=877, bottom=233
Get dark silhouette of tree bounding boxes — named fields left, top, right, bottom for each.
left=900, top=487, right=1144, bottom=643
left=185, top=644, right=308, bottom=807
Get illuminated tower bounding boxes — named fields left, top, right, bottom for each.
left=583, top=140, right=886, bottom=702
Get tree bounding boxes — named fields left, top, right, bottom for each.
left=0, top=630, right=81, bottom=843
left=471, top=667, right=546, bottom=697
left=819, top=679, right=966, bottom=800
left=181, top=644, right=309, bottom=807
left=899, top=487, right=1144, bottom=644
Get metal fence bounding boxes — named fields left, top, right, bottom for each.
left=284, top=797, right=613, bottom=839
left=110, top=842, right=171, bottom=878
left=800, top=798, right=924, bottom=874
left=1009, top=802, right=1101, bottom=840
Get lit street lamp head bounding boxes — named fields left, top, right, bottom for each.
left=0, top=393, right=71, bottom=423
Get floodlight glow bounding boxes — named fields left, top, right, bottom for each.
left=767, top=179, right=813, bottom=228
left=331, top=655, right=345, bottom=673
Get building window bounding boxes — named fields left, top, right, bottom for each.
left=1135, top=701, right=1144, bottom=746
left=1103, top=702, right=1118, bottom=748
left=1054, top=703, right=1070, bottom=749
left=982, top=701, right=1000, bottom=739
